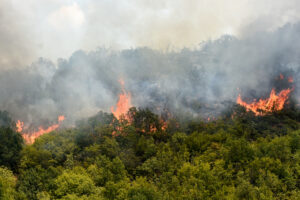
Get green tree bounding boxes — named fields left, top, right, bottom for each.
left=0, top=127, right=23, bottom=171
left=127, top=177, right=161, bottom=200
left=0, top=167, right=16, bottom=200
left=54, top=167, right=96, bottom=199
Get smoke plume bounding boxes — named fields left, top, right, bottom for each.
left=0, top=23, right=300, bottom=126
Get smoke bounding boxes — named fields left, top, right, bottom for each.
left=0, top=23, right=300, bottom=126
left=2, top=0, right=300, bottom=64
left=0, top=1, right=37, bottom=69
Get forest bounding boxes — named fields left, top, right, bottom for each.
left=2, top=0, right=300, bottom=200
left=0, top=104, right=300, bottom=200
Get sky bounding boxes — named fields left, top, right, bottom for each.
left=1, top=0, right=300, bottom=68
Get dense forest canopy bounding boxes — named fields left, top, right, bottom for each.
left=0, top=104, right=300, bottom=200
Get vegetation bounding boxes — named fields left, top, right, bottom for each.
left=1, top=106, right=300, bottom=199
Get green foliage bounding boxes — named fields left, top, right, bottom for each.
left=87, top=156, right=127, bottom=187
left=0, top=167, right=16, bottom=200
left=17, top=166, right=61, bottom=200
left=99, top=136, right=120, bottom=158
left=127, top=177, right=161, bottom=200
left=0, top=127, right=23, bottom=171
left=54, top=167, right=96, bottom=199
left=129, top=107, right=161, bottom=134
left=0, top=111, right=23, bottom=171
left=225, top=138, right=254, bottom=166
left=2, top=107, right=300, bottom=199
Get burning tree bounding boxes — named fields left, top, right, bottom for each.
left=237, top=88, right=292, bottom=116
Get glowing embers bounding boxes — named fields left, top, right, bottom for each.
left=237, top=88, right=291, bottom=116
left=17, top=115, right=65, bottom=144
left=111, top=79, right=132, bottom=120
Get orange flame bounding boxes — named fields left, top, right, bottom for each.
left=58, top=115, right=65, bottom=122
left=279, top=74, right=284, bottom=80
left=16, top=120, right=24, bottom=132
left=288, top=76, right=294, bottom=83
left=111, top=80, right=132, bottom=120
left=18, top=115, right=65, bottom=144
left=237, top=88, right=291, bottom=115
left=161, top=119, right=168, bottom=131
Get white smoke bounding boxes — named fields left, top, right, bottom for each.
left=0, top=23, right=299, bottom=126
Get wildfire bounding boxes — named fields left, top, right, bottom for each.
left=110, top=79, right=169, bottom=135
left=16, top=120, right=24, bottom=132
left=279, top=73, right=284, bottom=80
left=207, top=116, right=216, bottom=122
left=237, top=88, right=291, bottom=115
left=58, top=115, right=65, bottom=122
left=111, top=79, right=132, bottom=120
left=17, top=115, right=65, bottom=144
left=161, top=119, right=168, bottom=131
left=278, top=74, right=293, bottom=83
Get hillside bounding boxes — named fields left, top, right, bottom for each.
left=0, top=106, right=300, bottom=200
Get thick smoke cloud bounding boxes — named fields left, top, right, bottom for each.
left=0, top=23, right=300, bottom=126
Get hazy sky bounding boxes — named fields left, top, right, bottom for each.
left=1, top=0, right=300, bottom=68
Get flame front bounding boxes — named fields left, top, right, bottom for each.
left=111, top=80, right=132, bottom=120
left=17, top=115, right=65, bottom=144
left=237, top=88, right=291, bottom=115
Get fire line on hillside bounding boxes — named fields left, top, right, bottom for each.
left=237, top=88, right=292, bottom=116
left=236, top=74, right=294, bottom=116
left=17, top=115, right=65, bottom=144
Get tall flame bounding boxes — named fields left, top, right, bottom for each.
left=111, top=80, right=132, bottom=120
left=16, top=120, right=24, bottom=132
left=17, top=115, right=65, bottom=144
left=237, top=88, right=291, bottom=115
